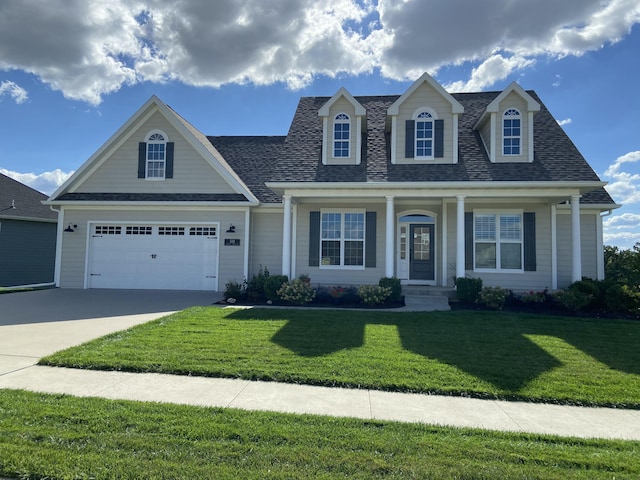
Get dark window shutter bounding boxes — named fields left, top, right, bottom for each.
left=434, top=119, right=444, bottom=157
left=165, top=142, right=174, bottom=178
left=365, top=212, right=376, bottom=268
left=465, top=212, right=473, bottom=271
left=138, top=142, right=146, bottom=178
left=523, top=212, right=536, bottom=271
left=405, top=120, right=415, bottom=158
left=309, top=211, right=320, bottom=267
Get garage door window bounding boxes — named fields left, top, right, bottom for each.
left=126, top=226, right=152, bottom=235
left=95, top=225, right=121, bottom=235
left=190, top=226, right=217, bottom=236
left=158, top=226, right=185, bottom=236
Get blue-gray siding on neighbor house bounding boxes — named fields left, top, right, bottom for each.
left=0, top=219, right=57, bottom=287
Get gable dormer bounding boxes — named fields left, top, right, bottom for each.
left=474, top=82, right=541, bottom=163
left=319, top=87, right=366, bottom=165
left=387, top=72, right=464, bottom=165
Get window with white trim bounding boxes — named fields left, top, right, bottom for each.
left=320, top=211, right=364, bottom=267
left=474, top=212, right=523, bottom=271
left=503, top=109, right=521, bottom=155
left=333, top=113, right=350, bottom=157
left=146, top=131, right=167, bottom=178
left=415, top=110, right=434, bottom=158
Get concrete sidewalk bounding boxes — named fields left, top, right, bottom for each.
left=1, top=288, right=639, bottom=442
left=1, top=364, right=639, bottom=441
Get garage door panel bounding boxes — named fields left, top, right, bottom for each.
left=88, top=224, right=219, bottom=291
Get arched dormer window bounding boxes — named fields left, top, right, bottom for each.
left=333, top=113, right=350, bottom=158
left=138, top=130, right=174, bottom=180
left=503, top=109, right=521, bottom=155
left=414, top=110, right=435, bottom=158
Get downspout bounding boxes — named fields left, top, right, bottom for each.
left=50, top=205, right=64, bottom=287
left=598, top=210, right=613, bottom=281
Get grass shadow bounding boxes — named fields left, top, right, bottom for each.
left=396, top=315, right=563, bottom=393
left=227, top=308, right=367, bottom=357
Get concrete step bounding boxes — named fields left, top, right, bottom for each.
left=402, top=285, right=456, bottom=298
left=403, top=294, right=451, bottom=311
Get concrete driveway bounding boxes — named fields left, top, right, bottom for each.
left=0, top=288, right=220, bottom=375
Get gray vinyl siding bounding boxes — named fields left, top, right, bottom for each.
left=396, top=82, right=455, bottom=164
left=249, top=210, right=283, bottom=278
left=0, top=219, right=56, bottom=287
left=556, top=212, right=599, bottom=289
left=478, top=117, right=492, bottom=158
left=296, top=204, right=385, bottom=286
left=58, top=208, right=247, bottom=290
left=446, top=202, right=553, bottom=291
left=78, top=112, right=237, bottom=195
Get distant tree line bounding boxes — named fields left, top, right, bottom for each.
left=605, top=243, right=640, bottom=290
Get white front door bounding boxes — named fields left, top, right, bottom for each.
left=88, top=224, right=218, bottom=290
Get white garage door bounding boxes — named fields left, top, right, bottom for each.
left=88, top=224, right=218, bottom=290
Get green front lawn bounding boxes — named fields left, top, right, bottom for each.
left=1, top=390, right=639, bottom=480
left=41, top=308, right=640, bottom=408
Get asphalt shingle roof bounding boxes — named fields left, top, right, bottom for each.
left=267, top=91, right=615, bottom=205
left=0, top=173, right=57, bottom=221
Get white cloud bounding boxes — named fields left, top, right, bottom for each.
left=603, top=212, right=640, bottom=249
left=0, top=0, right=638, bottom=103
left=0, top=80, right=28, bottom=103
left=0, top=168, right=73, bottom=195
left=558, top=118, right=572, bottom=126
left=603, top=151, right=640, bottom=205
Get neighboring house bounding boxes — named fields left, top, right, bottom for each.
left=0, top=173, right=57, bottom=287
left=45, top=73, right=618, bottom=292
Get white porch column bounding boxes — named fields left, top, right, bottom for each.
left=571, top=194, right=582, bottom=282
left=282, top=195, right=292, bottom=278
left=456, top=195, right=466, bottom=279
left=385, top=196, right=395, bottom=277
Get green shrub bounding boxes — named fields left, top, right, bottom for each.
left=455, top=277, right=483, bottom=303
left=605, top=284, right=640, bottom=314
left=277, top=279, right=316, bottom=305
left=552, top=289, right=592, bottom=312
left=479, top=286, right=509, bottom=310
left=246, top=266, right=270, bottom=302
left=379, top=277, right=402, bottom=303
left=223, top=279, right=246, bottom=301
left=263, top=275, right=288, bottom=302
left=568, top=278, right=605, bottom=309
left=358, top=285, right=392, bottom=306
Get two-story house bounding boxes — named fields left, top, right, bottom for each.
left=45, top=73, right=617, bottom=292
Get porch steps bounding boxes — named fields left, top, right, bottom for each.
left=402, top=286, right=454, bottom=312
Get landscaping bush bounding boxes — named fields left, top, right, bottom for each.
left=479, top=286, right=509, bottom=310
left=223, top=279, right=246, bottom=301
left=552, top=288, right=592, bottom=312
left=379, top=277, right=402, bottom=303
left=358, top=285, right=392, bottom=306
left=455, top=277, right=483, bottom=303
left=263, top=275, right=288, bottom=302
left=277, top=279, right=316, bottom=305
left=246, top=266, right=270, bottom=302
left=604, top=283, right=640, bottom=314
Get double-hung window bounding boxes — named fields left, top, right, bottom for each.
left=474, top=211, right=523, bottom=271
left=503, top=109, right=521, bottom=155
left=146, top=132, right=166, bottom=179
left=333, top=113, right=350, bottom=157
left=321, top=211, right=364, bottom=267
left=415, top=111, right=434, bottom=158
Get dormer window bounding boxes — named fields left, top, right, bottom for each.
left=503, top=109, right=521, bottom=155
left=415, top=111, right=434, bottom=158
left=333, top=113, right=350, bottom=157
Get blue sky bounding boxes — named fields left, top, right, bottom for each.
left=1, top=0, right=639, bottom=249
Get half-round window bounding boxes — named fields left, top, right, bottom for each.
left=333, top=113, right=350, bottom=158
